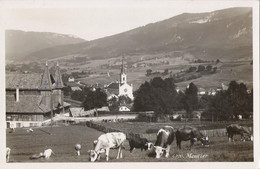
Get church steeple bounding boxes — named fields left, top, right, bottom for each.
left=39, top=61, right=52, bottom=90
left=121, top=57, right=125, bottom=74
left=120, top=57, right=127, bottom=84
left=54, top=62, right=64, bottom=88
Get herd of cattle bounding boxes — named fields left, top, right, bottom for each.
left=6, top=123, right=253, bottom=162
left=88, top=123, right=253, bottom=162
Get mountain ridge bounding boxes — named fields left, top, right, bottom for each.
left=6, top=7, right=252, bottom=62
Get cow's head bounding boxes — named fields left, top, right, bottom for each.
left=89, top=150, right=100, bottom=162
left=244, top=135, right=253, bottom=141
left=201, top=136, right=209, bottom=147
left=153, top=146, right=166, bottom=158
left=144, top=142, right=153, bottom=151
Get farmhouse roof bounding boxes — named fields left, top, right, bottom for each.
left=6, top=95, right=51, bottom=114
left=6, top=95, right=70, bottom=114
left=6, top=73, right=42, bottom=90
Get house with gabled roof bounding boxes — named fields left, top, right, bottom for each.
left=6, top=62, right=70, bottom=128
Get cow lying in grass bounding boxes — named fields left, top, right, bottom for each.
left=89, top=132, right=126, bottom=162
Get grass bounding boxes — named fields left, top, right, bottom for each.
left=95, top=120, right=253, bottom=134
left=6, top=123, right=253, bottom=162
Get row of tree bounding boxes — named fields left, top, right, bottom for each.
left=133, top=77, right=253, bottom=121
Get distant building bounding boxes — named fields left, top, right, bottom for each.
left=68, top=76, right=75, bottom=82
left=198, top=88, right=206, bottom=96
left=6, top=62, right=70, bottom=128
left=119, top=103, right=131, bottom=112
left=105, top=58, right=134, bottom=101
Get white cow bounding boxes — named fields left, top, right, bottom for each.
left=43, top=149, right=55, bottom=159
left=6, top=147, right=11, bottom=162
left=89, top=132, right=126, bottom=162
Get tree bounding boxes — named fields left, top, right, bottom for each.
left=133, top=77, right=177, bottom=115
left=188, top=66, right=197, bottom=72
left=71, top=90, right=85, bottom=101
left=207, top=90, right=232, bottom=121
left=197, top=65, right=205, bottom=72
left=206, top=65, right=212, bottom=72
left=108, top=96, right=120, bottom=112
left=227, top=81, right=249, bottom=119
left=213, top=67, right=217, bottom=73
left=163, top=69, right=169, bottom=75
left=82, top=88, right=107, bottom=111
left=118, top=95, right=132, bottom=104
left=146, top=69, right=152, bottom=76
left=63, top=86, right=72, bottom=96
left=184, top=83, right=198, bottom=119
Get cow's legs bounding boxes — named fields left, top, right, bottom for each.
left=116, top=146, right=122, bottom=159
left=165, top=145, right=170, bottom=158
left=120, top=146, right=123, bottom=158
left=177, top=140, right=181, bottom=150
left=190, top=139, right=195, bottom=149
left=130, top=146, right=133, bottom=153
left=105, top=148, right=110, bottom=161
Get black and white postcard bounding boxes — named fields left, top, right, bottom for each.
left=1, top=0, right=259, bottom=169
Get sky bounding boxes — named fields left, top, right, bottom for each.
left=1, top=0, right=256, bottom=40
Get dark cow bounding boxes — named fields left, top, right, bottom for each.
left=226, top=124, right=253, bottom=142
left=129, top=137, right=153, bottom=152
left=153, top=126, right=175, bottom=158
left=175, top=126, right=209, bottom=149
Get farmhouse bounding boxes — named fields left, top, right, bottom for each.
left=6, top=62, right=70, bottom=128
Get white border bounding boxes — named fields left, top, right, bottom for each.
left=0, top=1, right=259, bottom=169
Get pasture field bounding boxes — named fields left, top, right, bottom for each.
left=6, top=124, right=253, bottom=162
left=96, top=120, right=253, bottom=134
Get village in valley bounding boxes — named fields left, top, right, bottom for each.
left=4, top=5, right=255, bottom=164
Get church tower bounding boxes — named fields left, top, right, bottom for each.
left=120, top=58, right=127, bottom=84
left=118, top=57, right=134, bottom=100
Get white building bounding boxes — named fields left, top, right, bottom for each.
left=118, top=59, right=134, bottom=100
left=105, top=58, right=134, bottom=101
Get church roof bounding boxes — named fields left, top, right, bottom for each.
left=6, top=62, right=65, bottom=90
left=106, top=82, right=119, bottom=89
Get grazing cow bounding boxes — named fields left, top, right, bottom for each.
left=89, top=132, right=126, bottom=162
left=129, top=137, right=153, bottom=152
left=226, top=124, right=253, bottom=142
left=43, top=149, right=55, bottom=159
left=175, top=126, right=209, bottom=149
left=6, top=147, right=11, bottom=162
left=153, top=126, right=175, bottom=158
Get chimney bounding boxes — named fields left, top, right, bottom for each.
left=16, top=85, right=19, bottom=102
